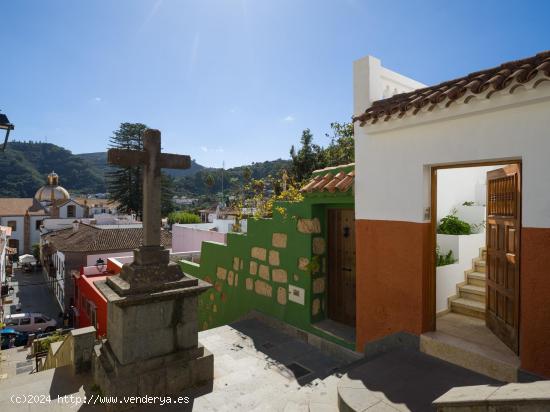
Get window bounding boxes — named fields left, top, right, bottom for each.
left=7, top=220, right=17, bottom=231
left=6, top=319, right=19, bottom=326
left=20, top=318, right=31, bottom=325
left=67, top=205, right=76, bottom=218
left=8, top=239, right=19, bottom=251
left=34, top=317, right=46, bottom=324
left=35, top=220, right=43, bottom=230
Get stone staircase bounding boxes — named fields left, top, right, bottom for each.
left=449, top=247, right=486, bottom=318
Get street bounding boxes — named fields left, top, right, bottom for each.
left=3, top=267, right=61, bottom=320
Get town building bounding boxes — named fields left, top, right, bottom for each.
left=179, top=164, right=355, bottom=348
left=0, top=172, right=128, bottom=255
left=352, top=50, right=550, bottom=379
left=40, top=222, right=172, bottom=311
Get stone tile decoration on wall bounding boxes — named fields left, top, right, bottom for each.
left=181, top=163, right=356, bottom=350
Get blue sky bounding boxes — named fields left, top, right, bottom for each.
left=2, top=0, right=549, bottom=168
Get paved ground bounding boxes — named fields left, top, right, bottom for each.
left=0, top=317, right=508, bottom=411
left=0, top=347, right=34, bottom=380
left=0, top=318, right=358, bottom=411
left=338, top=348, right=502, bottom=412
left=2, top=268, right=61, bottom=320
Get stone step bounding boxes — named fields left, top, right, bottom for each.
left=467, top=271, right=486, bottom=287
left=420, top=331, right=519, bottom=382
left=481, top=248, right=487, bottom=260
left=475, top=259, right=486, bottom=273
left=450, top=297, right=485, bottom=319
left=459, top=284, right=485, bottom=303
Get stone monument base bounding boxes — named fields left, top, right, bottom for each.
left=93, top=341, right=213, bottom=408
left=92, top=271, right=213, bottom=410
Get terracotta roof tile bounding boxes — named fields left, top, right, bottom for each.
left=0, top=198, right=47, bottom=216
left=300, top=165, right=354, bottom=194
left=44, top=223, right=171, bottom=252
left=354, top=50, right=550, bottom=125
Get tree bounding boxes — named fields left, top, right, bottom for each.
left=289, top=129, right=323, bottom=183
left=106, top=122, right=175, bottom=218
left=322, top=122, right=354, bottom=167
left=204, top=173, right=215, bottom=192
left=289, top=122, right=354, bottom=183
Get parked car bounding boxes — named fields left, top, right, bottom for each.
left=4, top=313, right=57, bottom=333
left=0, top=328, right=29, bottom=349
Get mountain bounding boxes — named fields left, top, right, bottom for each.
left=173, top=159, right=292, bottom=196
left=0, top=141, right=104, bottom=197
left=75, top=152, right=206, bottom=178
left=0, top=141, right=291, bottom=198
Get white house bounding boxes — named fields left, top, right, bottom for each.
left=352, top=50, right=550, bottom=379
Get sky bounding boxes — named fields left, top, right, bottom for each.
left=2, top=0, right=549, bottom=168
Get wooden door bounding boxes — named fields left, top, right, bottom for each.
left=327, top=209, right=356, bottom=326
left=486, top=164, right=521, bottom=353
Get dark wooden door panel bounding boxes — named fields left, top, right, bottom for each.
left=486, top=164, right=520, bottom=354
left=328, top=208, right=356, bottom=326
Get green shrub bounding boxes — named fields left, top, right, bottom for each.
left=167, top=211, right=201, bottom=225
left=437, top=214, right=471, bottom=235
left=35, top=332, right=65, bottom=353
left=436, top=247, right=457, bottom=267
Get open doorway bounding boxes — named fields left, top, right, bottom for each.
left=432, top=162, right=521, bottom=362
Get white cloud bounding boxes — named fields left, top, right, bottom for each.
left=216, top=146, right=224, bottom=153
left=94, top=97, right=102, bottom=102
left=282, top=115, right=294, bottom=122
left=200, top=146, right=208, bottom=152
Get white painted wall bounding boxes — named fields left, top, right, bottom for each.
left=58, top=202, right=86, bottom=219
left=436, top=233, right=485, bottom=313
left=354, top=68, right=550, bottom=228
left=0, top=216, right=24, bottom=253
left=85, top=250, right=135, bottom=267
left=172, top=225, right=227, bottom=253
left=436, top=166, right=500, bottom=221
left=29, top=216, right=43, bottom=247
left=353, top=55, right=426, bottom=117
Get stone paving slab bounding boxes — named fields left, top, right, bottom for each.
left=338, top=349, right=502, bottom=412
left=0, top=318, right=355, bottom=411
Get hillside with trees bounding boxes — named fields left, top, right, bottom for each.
left=0, top=141, right=104, bottom=197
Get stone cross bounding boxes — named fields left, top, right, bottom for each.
left=107, top=129, right=190, bottom=248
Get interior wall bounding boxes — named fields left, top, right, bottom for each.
left=436, top=166, right=501, bottom=221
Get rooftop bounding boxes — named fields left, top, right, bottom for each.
left=44, top=223, right=171, bottom=252
left=0, top=198, right=46, bottom=216
left=300, top=163, right=355, bottom=194
left=354, top=50, right=550, bottom=125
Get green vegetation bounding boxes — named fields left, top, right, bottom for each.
left=167, top=211, right=201, bottom=225
left=0, top=141, right=104, bottom=197
left=32, top=244, right=40, bottom=260
left=34, top=332, right=65, bottom=353
left=462, top=201, right=475, bottom=206
left=436, top=246, right=457, bottom=266
left=106, top=123, right=175, bottom=218
left=437, top=213, right=472, bottom=235
left=289, top=121, right=354, bottom=183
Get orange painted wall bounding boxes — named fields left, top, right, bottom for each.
left=355, top=219, right=432, bottom=352
left=520, top=227, right=550, bottom=378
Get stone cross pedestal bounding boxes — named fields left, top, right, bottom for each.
left=92, top=129, right=213, bottom=408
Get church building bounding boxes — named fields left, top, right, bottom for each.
left=0, top=172, right=111, bottom=254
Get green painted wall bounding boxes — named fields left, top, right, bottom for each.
left=180, top=188, right=354, bottom=349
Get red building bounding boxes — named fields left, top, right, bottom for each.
left=73, top=258, right=124, bottom=337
